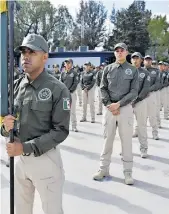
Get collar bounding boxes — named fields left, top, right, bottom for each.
left=115, top=61, right=127, bottom=68
left=28, top=69, right=48, bottom=89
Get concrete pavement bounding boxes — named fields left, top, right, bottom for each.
left=0, top=106, right=169, bottom=214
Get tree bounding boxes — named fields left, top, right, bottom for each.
left=14, top=1, right=74, bottom=50
left=105, top=3, right=151, bottom=55
left=72, top=0, right=107, bottom=50
left=147, top=15, right=169, bottom=59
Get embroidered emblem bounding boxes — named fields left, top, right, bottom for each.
left=125, top=68, right=132, bottom=75
left=139, top=73, right=145, bottom=78
left=38, top=88, right=52, bottom=101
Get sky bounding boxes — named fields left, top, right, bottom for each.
left=50, top=0, right=169, bottom=20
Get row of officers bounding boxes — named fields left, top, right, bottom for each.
left=55, top=44, right=169, bottom=185
left=2, top=34, right=169, bottom=214
left=12, top=41, right=169, bottom=186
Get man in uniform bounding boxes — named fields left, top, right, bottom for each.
left=74, top=65, right=82, bottom=107
left=1, top=34, right=71, bottom=214
left=96, top=63, right=107, bottom=115
left=93, top=43, right=138, bottom=185
left=162, top=62, right=169, bottom=119
left=53, top=64, right=61, bottom=80
left=144, top=55, right=160, bottom=139
left=60, top=58, right=79, bottom=132
left=131, top=52, right=150, bottom=158
left=80, top=62, right=96, bottom=123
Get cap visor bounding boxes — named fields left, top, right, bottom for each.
left=15, top=44, right=43, bottom=52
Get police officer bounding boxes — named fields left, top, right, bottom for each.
left=80, top=62, right=96, bottom=123
left=144, top=55, right=160, bottom=139
left=131, top=52, right=150, bottom=158
left=152, top=60, right=158, bottom=69
left=93, top=43, right=138, bottom=185
left=74, top=65, right=82, bottom=107
left=53, top=64, right=61, bottom=80
left=1, top=34, right=71, bottom=214
left=60, top=58, right=79, bottom=132
left=96, top=63, right=107, bottom=115
left=163, top=62, right=169, bottom=119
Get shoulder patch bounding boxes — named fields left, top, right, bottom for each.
left=139, top=73, right=145, bottom=79
left=125, top=68, right=132, bottom=75
left=147, top=76, right=151, bottom=81
left=38, top=88, right=52, bottom=101
left=63, top=98, right=70, bottom=110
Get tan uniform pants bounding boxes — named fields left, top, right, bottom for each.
left=76, top=83, right=82, bottom=105
left=70, top=91, right=77, bottom=129
left=15, top=147, right=64, bottom=214
left=100, top=104, right=133, bottom=173
left=146, top=92, right=158, bottom=137
left=161, top=87, right=168, bottom=119
left=134, top=99, right=148, bottom=150
left=156, top=90, right=161, bottom=127
left=82, top=87, right=95, bottom=120
left=97, top=87, right=103, bottom=114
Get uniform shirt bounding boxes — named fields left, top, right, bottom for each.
left=1, top=70, right=71, bottom=157
left=96, top=69, right=104, bottom=87
left=100, top=61, right=138, bottom=107
left=134, top=67, right=150, bottom=104
left=145, top=67, right=160, bottom=91
left=60, top=68, right=79, bottom=93
left=54, top=71, right=61, bottom=80
left=81, top=70, right=96, bottom=90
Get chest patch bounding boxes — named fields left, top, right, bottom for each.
left=38, top=88, right=52, bottom=101
left=151, top=70, right=156, bottom=75
left=125, top=68, right=132, bottom=75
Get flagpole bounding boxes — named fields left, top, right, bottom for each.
left=8, top=1, right=15, bottom=214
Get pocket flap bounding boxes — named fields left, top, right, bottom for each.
left=31, top=101, right=52, bottom=111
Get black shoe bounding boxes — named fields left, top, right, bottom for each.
left=97, top=113, right=102, bottom=115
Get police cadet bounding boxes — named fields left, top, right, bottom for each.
left=80, top=62, right=96, bottom=123
left=60, top=58, right=79, bottom=132
left=96, top=63, right=107, bottom=115
left=53, top=64, right=61, bottom=80
left=131, top=52, right=150, bottom=158
left=74, top=65, right=82, bottom=107
left=144, top=55, right=160, bottom=139
left=93, top=43, right=138, bottom=185
left=1, top=34, right=71, bottom=214
left=162, top=62, right=169, bottom=119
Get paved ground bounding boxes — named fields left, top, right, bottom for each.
left=0, top=105, right=169, bottom=214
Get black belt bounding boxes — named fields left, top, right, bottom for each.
left=110, top=100, right=119, bottom=103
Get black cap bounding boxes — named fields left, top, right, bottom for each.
left=64, top=58, right=73, bottom=64
left=131, top=52, right=143, bottom=59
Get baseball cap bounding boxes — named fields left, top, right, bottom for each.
left=84, top=61, right=92, bottom=66
left=131, top=52, right=143, bottom=59
left=64, top=58, right=73, bottom=64
left=16, top=34, right=48, bottom=53
left=158, top=61, right=164, bottom=65
left=152, top=60, right=157, bottom=64
left=164, top=62, right=169, bottom=66
left=144, top=55, right=152, bottom=60
left=114, top=43, right=128, bottom=50
left=101, top=62, right=107, bottom=66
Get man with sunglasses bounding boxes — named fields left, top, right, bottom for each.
left=93, top=43, right=138, bottom=185
left=1, top=34, right=70, bottom=214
